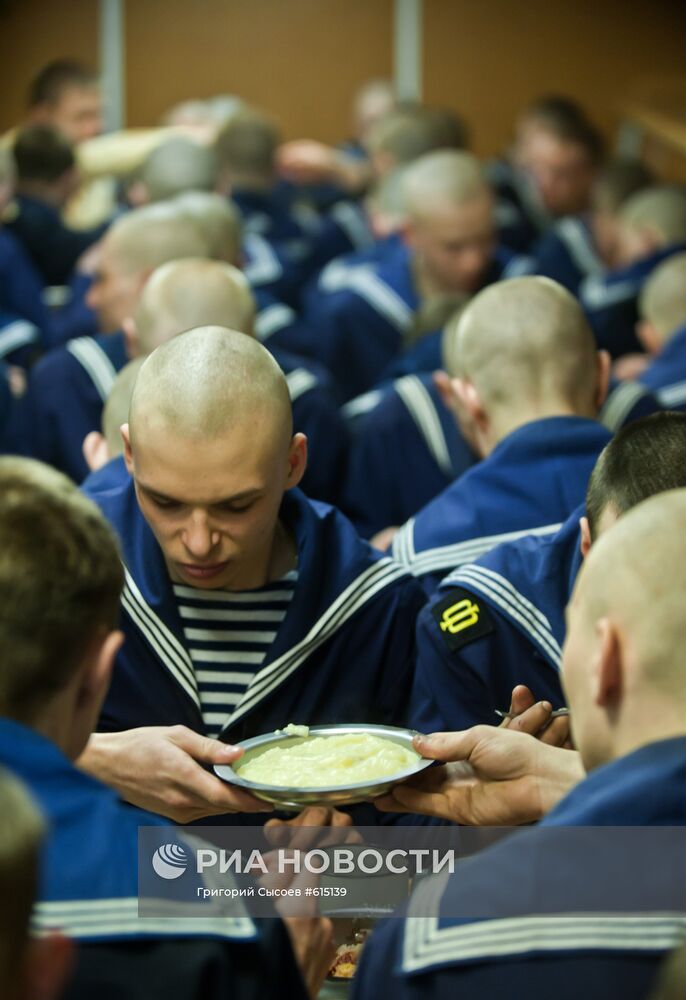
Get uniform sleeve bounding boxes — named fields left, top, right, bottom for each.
left=63, top=921, right=308, bottom=1000
left=352, top=916, right=408, bottom=1000
left=410, top=595, right=566, bottom=733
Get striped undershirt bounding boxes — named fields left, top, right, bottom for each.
left=173, top=570, right=298, bottom=737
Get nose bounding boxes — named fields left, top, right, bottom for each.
left=182, top=510, right=218, bottom=560
left=85, top=281, right=99, bottom=311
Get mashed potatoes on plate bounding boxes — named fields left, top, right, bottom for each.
left=236, top=732, right=420, bottom=787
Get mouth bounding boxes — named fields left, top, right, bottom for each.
left=178, top=561, right=229, bottom=581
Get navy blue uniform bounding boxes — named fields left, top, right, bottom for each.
left=342, top=373, right=477, bottom=538
left=6, top=193, right=107, bottom=286
left=391, top=417, right=610, bottom=593
left=411, top=506, right=582, bottom=732
left=342, top=377, right=658, bottom=541
left=302, top=241, right=514, bottom=400
left=354, top=737, right=686, bottom=1000
left=580, top=242, right=686, bottom=358
left=82, top=468, right=424, bottom=754
left=487, top=159, right=551, bottom=252
left=639, top=323, right=686, bottom=411
left=528, top=215, right=605, bottom=294
left=0, top=718, right=307, bottom=1000
left=21, top=331, right=128, bottom=481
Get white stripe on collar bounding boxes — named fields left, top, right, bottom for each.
left=556, top=217, right=604, bottom=277
left=599, top=381, right=649, bottom=432
left=285, top=367, right=318, bottom=402
left=445, top=563, right=563, bottom=669
left=394, top=375, right=454, bottom=478
left=66, top=337, right=118, bottom=402
left=222, top=558, right=410, bottom=731
left=0, top=319, right=40, bottom=358
left=243, top=234, right=283, bottom=286
left=255, top=303, right=296, bottom=342
left=657, top=379, right=686, bottom=408
left=394, top=523, right=563, bottom=578
left=122, top=567, right=200, bottom=708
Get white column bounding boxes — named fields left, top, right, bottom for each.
left=394, top=0, right=423, bottom=102
left=99, top=0, right=126, bottom=131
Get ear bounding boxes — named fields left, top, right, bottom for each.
left=122, top=315, right=139, bottom=358
left=594, top=350, right=611, bottom=411
left=285, top=432, right=308, bottom=491
left=82, top=430, right=111, bottom=472
left=579, top=515, right=592, bottom=559
left=591, top=617, right=622, bottom=709
left=432, top=369, right=457, bottom=412
left=126, top=179, right=149, bottom=208
left=121, top=422, right=134, bottom=474
left=23, top=933, right=74, bottom=1000
left=636, top=319, right=661, bottom=356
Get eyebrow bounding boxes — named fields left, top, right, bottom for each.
left=136, top=482, right=263, bottom=506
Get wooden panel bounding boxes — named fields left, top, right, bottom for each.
left=0, top=0, right=98, bottom=133
left=423, top=0, right=686, bottom=157
left=125, top=0, right=394, bottom=142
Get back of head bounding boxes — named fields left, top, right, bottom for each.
left=27, top=59, right=97, bottom=108
left=447, top=276, right=597, bottom=414
left=134, top=258, right=256, bottom=355
left=105, top=202, right=210, bottom=275
left=0, top=458, right=123, bottom=724
left=129, top=326, right=291, bottom=445
left=578, top=489, right=686, bottom=701
left=103, top=358, right=146, bottom=455
left=402, top=149, right=488, bottom=219
left=585, top=412, right=686, bottom=539
left=619, top=185, right=686, bottom=247
left=639, top=251, right=686, bottom=340
left=13, top=124, right=75, bottom=184
left=592, top=158, right=655, bottom=214
left=0, top=769, right=45, bottom=998
left=215, top=109, right=280, bottom=182
left=0, top=145, right=14, bottom=188
left=367, top=104, right=467, bottom=165
left=140, top=137, right=217, bottom=202
left=174, top=190, right=242, bottom=265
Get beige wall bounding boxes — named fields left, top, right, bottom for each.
left=1, top=0, right=685, bottom=154
left=423, top=0, right=686, bottom=156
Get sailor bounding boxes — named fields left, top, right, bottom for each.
left=633, top=252, right=686, bottom=411
left=20, top=202, right=208, bottom=480
left=410, top=412, right=686, bottom=733
left=355, top=490, right=686, bottom=1000
left=80, top=328, right=424, bottom=824
left=0, top=457, right=327, bottom=999
left=301, top=150, right=513, bottom=400
left=579, top=185, right=686, bottom=358
left=388, top=276, right=611, bottom=591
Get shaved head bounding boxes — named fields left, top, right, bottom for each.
left=447, top=276, right=598, bottom=415
left=620, top=185, right=686, bottom=246
left=124, top=327, right=305, bottom=591
left=104, top=202, right=209, bottom=276
left=140, top=137, right=217, bottom=201
left=565, top=489, right=686, bottom=770
left=640, top=251, right=686, bottom=341
left=403, top=150, right=488, bottom=220
left=129, top=326, right=291, bottom=445
left=134, top=259, right=256, bottom=355
left=174, top=191, right=242, bottom=265
left=103, top=358, right=145, bottom=455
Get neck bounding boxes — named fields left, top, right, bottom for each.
left=593, top=700, right=686, bottom=774
left=17, top=180, right=64, bottom=208
left=229, top=172, right=274, bottom=194
left=27, top=694, right=80, bottom=760
left=482, top=403, right=586, bottom=456
left=412, top=255, right=457, bottom=301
